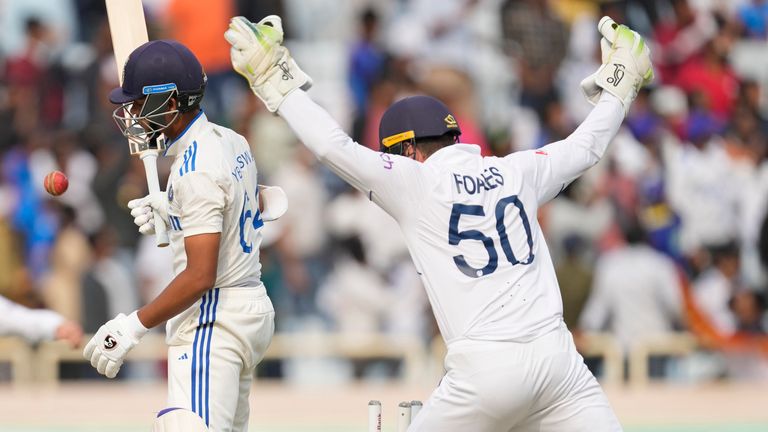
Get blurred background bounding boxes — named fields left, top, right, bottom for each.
left=1, top=0, right=768, bottom=430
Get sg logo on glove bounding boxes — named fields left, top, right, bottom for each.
left=103, top=335, right=118, bottom=350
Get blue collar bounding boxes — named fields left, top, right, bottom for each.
left=163, top=110, right=205, bottom=157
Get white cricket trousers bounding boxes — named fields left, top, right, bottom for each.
left=409, top=322, right=622, bottom=432
left=166, top=286, right=275, bottom=432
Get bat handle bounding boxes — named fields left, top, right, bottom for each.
left=140, top=152, right=169, bottom=248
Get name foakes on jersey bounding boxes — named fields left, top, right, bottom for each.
left=453, top=167, right=504, bottom=195
left=231, top=150, right=255, bottom=182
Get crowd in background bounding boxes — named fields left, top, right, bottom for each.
left=1, top=0, right=768, bottom=383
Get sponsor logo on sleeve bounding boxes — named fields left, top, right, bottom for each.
left=380, top=153, right=394, bottom=170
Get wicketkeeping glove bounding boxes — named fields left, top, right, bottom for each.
left=225, top=15, right=312, bottom=112
left=83, top=311, right=148, bottom=378
left=128, top=192, right=169, bottom=236
left=580, top=16, right=654, bottom=116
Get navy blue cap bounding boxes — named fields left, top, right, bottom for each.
left=109, top=40, right=205, bottom=104
left=378, top=95, right=461, bottom=150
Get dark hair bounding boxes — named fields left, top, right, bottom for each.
left=623, top=220, right=647, bottom=245
left=335, top=235, right=367, bottom=265
left=414, top=133, right=458, bottom=157
left=710, top=241, right=740, bottom=263
left=25, top=17, right=42, bottom=34
left=360, top=7, right=377, bottom=25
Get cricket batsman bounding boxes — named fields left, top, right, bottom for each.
left=226, top=14, right=651, bottom=431
left=82, top=40, right=287, bottom=432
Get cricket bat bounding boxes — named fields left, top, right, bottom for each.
left=105, top=0, right=169, bottom=247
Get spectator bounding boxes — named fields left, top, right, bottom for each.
left=665, top=110, right=740, bottom=260
left=390, top=0, right=480, bottom=68
left=501, top=0, right=568, bottom=114
left=730, top=290, right=766, bottom=334
left=579, top=223, right=683, bottom=355
left=317, top=235, right=392, bottom=334
left=271, top=146, right=330, bottom=319
left=653, top=0, right=717, bottom=84
left=40, top=205, right=91, bottom=322
left=348, top=7, right=385, bottom=143
left=673, top=19, right=740, bottom=121
left=325, top=188, right=430, bottom=340
left=80, top=227, right=138, bottom=334
left=692, top=241, right=743, bottom=335
left=556, top=235, right=593, bottom=330
left=737, top=0, right=768, bottom=38
left=0, top=1, right=78, bottom=58
left=724, top=290, right=768, bottom=381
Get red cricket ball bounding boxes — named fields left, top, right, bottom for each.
left=44, top=170, right=69, bottom=196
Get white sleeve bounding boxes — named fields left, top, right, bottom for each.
left=278, top=90, right=422, bottom=218
left=505, top=92, right=624, bottom=204
left=0, top=295, right=63, bottom=343
left=175, top=172, right=228, bottom=236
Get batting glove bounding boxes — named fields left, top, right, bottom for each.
left=225, top=15, right=312, bottom=112
left=128, top=192, right=169, bottom=236
left=83, top=311, right=148, bottom=378
left=580, top=16, right=654, bottom=116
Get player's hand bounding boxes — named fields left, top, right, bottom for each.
left=225, top=15, right=285, bottom=87
left=580, top=16, right=654, bottom=115
left=55, top=320, right=83, bottom=348
left=225, top=15, right=312, bottom=112
left=128, top=192, right=168, bottom=236
left=83, top=312, right=148, bottom=379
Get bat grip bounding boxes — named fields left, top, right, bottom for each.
left=140, top=152, right=169, bottom=247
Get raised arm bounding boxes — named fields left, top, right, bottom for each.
left=511, top=16, right=653, bottom=204
left=278, top=90, right=421, bottom=215
left=225, top=15, right=421, bottom=217
left=509, top=92, right=624, bottom=203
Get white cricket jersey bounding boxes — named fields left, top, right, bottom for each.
left=279, top=91, right=624, bottom=345
left=162, top=112, right=264, bottom=338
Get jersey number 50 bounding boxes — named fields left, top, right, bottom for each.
left=448, top=195, right=534, bottom=278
